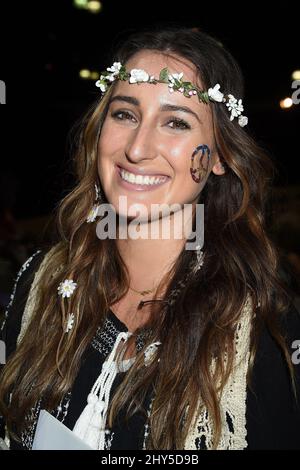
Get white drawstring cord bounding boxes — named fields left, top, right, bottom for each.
left=73, top=331, right=133, bottom=449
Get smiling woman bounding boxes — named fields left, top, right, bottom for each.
left=97, top=50, right=225, bottom=223
left=0, top=25, right=300, bottom=451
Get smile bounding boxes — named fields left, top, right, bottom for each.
left=115, top=165, right=170, bottom=191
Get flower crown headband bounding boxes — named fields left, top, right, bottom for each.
left=95, top=61, right=248, bottom=127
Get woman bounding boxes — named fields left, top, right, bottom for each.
left=0, top=26, right=300, bottom=450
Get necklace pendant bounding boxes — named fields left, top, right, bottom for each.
left=140, top=289, right=152, bottom=296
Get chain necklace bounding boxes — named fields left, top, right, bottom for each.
left=128, top=285, right=156, bottom=296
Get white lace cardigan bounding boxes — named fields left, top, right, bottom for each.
left=6, top=248, right=254, bottom=450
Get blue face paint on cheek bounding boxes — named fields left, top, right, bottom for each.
left=190, top=144, right=211, bottom=183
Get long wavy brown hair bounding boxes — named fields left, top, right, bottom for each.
left=0, top=25, right=297, bottom=449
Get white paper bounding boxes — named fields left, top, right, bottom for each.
left=32, top=410, right=93, bottom=450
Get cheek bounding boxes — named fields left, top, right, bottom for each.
left=97, top=123, right=121, bottom=173
left=98, top=121, right=117, bottom=155
left=164, top=137, right=197, bottom=176
left=167, top=139, right=212, bottom=200
left=168, top=139, right=184, bottom=159
left=97, top=129, right=113, bottom=185
left=169, top=131, right=213, bottom=176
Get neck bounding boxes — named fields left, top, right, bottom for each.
left=116, top=207, right=195, bottom=291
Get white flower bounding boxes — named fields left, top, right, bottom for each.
left=144, top=341, right=162, bottom=367
left=238, top=115, right=248, bottom=127
left=208, top=84, right=224, bottom=102
left=86, top=204, right=100, bottom=223
left=106, top=62, right=122, bottom=74
left=107, top=74, right=116, bottom=82
left=129, top=69, right=149, bottom=83
left=226, top=94, right=237, bottom=105
left=226, top=94, right=244, bottom=121
left=95, top=80, right=107, bottom=92
left=66, top=313, right=75, bottom=333
left=168, top=72, right=184, bottom=84
left=167, top=72, right=184, bottom=90
left=58, top=279, right=77, bottom=298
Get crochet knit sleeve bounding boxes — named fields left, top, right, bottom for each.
left=0, top=249, right=47, bottom=440
left=0, top=249, right=47, bottom=362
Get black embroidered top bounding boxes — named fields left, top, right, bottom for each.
left=1, top=249, right=300, bottom=450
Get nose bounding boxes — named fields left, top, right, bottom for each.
left=124, top=122, right=158, bottom=164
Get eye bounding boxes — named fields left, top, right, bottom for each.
left=110, top=110, right=191, bottom=131
left=111, top=110, right=136, bottom=122
left=167, top=117, right=191, bottom=130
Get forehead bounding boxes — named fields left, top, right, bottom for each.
left=111, top=50, right=208, bottom=117
left=125, top=50, right=200, bottom=85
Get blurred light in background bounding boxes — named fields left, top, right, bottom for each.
left=73, top=0, right=88, bottom=7
left=90, top=71, right=99, bottom=79
left=291, top=70, right=300, bottom=80
left=73, top=0, right=102, bottom=14
left=79, top=69, right=99, bottom=79
left=87, top=1, right=102, bottom=13
left=79, top=69, right=91, bottom=78
left=279, top=97, right=294, bottom=109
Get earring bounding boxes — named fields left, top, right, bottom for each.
left=193, top=244, right=205, bottom=274
left=219, top=162, right=226, bottom=172
left=190, top=144, right=211, bottom=183
left=94, top=183, right=103, bottom=203
left=86, top=182, right=103, bottom=223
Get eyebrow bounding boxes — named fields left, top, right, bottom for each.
left=108, top=94, right=203, bottom=124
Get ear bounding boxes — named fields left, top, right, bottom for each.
left=211, top=153, right=226, bottom=176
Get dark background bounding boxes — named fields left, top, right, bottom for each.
left=0, top=0, right=299, bottom=307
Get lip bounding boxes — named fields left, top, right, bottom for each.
left=116, top=163, right=169, bottom=178
left=115, top=164, right=170, bottom=192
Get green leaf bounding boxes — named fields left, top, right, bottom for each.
left=198, top=91, right=209, bottom=104
left=174, top=78, right=182, bottom=87
left=159, top=67, right=169, bottom=81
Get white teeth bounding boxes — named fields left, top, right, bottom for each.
left=120, top=169, right=167, bottom=185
